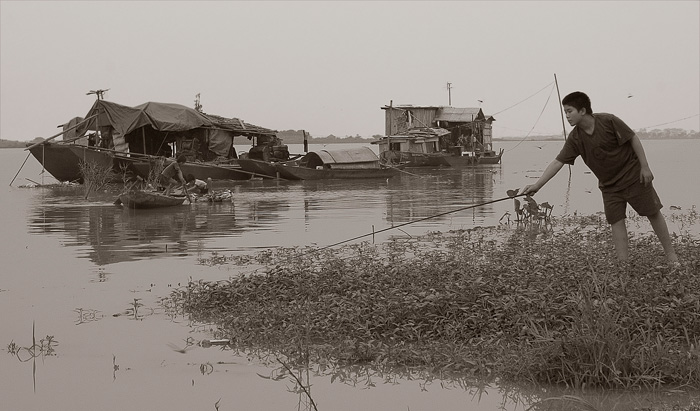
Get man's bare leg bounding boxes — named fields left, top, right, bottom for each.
left=611, top=219, right=629, bottom=261
left=647, top=211, right=680, bottom=264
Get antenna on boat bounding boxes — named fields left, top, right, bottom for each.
left=194, top=93, right=203, bottom=112
left=446, top=82, right=453, bottom=106
left=86, top=89, right=109, bottom=100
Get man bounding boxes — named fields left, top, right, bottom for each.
left=159, top=155, right=190, bottom=201
left=522, top=91, right=679, bottom=265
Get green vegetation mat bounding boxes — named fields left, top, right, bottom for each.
left=164, top=209, right=700, bottom=390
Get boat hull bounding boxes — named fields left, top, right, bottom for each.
left=28, top=143, right=84, bottom=182
left=28, top=143, right=140, bottom=183
left=117, top=191, right=186, bottom=209
left=237, top=158, right=283, bottom=179
left=477, top=149, right=504, bottom=164
left=131, top=161, right=253, bottom=181
left=274, top=164, right=401, bottom=180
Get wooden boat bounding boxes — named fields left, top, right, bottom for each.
left=117, top=190, right=187, bottom=209
left=130, top=160, right=253, bottom=181
left=273, top=147, right=402, bottom=180
left=27, top=142, right=140, bottom=183
left=26, top=99, right=278, bottom=183
left=477, top=148, right=504, bottom=164
left=237, top=157, right=302, bottom=179
left=275, top=163, right=401, bottom=180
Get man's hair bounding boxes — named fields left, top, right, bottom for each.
left=176, top=154, right=187, bottom=163
left=185, top=173, right=195, bottom=182
left=562, top=91, right=593, bottom=115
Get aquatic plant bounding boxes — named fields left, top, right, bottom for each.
left=164, top=210, right=700, bottom=391
left=78, top=159, right=115, bottom=199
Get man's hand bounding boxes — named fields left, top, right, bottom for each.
left=521, top=184, right=539, bottom=196
left=640, top=166, right=654, bottom=186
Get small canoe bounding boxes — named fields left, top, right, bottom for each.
left=117, top=190, right=187, bottom=209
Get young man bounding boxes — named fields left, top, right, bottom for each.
left=522, top=91, right=679, bottom=265
left=159, top=155, right=189, bottom=198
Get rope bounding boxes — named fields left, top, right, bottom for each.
left=503, top=83, right=557, bottom=152
left=640, top=113, right=699, bottom=129
left=491, top=82, right=554, bottom=116
left=309, top=193, right=527, bottom=254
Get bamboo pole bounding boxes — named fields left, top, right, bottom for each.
left=554, top=73, right=571, bottom=176
left=24, top=114, right=99, bottom=151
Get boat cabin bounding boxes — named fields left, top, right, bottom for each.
left=70, top=100, right=279, bottom=164
left=373, top=104, right=497, bottom=160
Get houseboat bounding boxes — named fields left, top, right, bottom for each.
left=26, top=99, right=280, bottom=183
left=371, top=105, right=503, bottom=167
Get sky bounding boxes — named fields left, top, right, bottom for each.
left=1, top=1, right=699, bottom=141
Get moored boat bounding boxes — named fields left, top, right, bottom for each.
left=273, top=147, right=402, bottom=180
left=26, top=98, right=278, bottom=183
left=237, top=157, right=302, bottom=179
left=130, top=159, right=253, bottom=181
left=373, top=105, right=503, bottom=167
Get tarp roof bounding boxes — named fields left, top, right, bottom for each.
left=434, top=107, right=485, bottom=122
left=79, top=100, right=276, bottom=137
left=307, top=147, right=379, bottom=164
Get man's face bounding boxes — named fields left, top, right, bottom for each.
left=563, top=105, right=585, bottom=126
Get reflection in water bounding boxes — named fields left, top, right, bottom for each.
left=25, top=167, right=507, bottom=266
left=386, top=167, right=499, bottom=226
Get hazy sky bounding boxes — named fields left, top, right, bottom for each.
left=1, top=1, right=698, bottom=141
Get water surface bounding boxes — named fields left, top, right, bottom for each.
left=1, top=140, right=698, bottom=410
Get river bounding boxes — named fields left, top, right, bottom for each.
left=1, top=139, right=698, bottom=410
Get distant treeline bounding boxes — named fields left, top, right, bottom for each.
left=494, top=128, right=700, bottom=142
left=0, top=138, right=42, bottom=148
left=1, top=128, right=698, bottom=149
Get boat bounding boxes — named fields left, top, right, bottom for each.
left=273, top=147, right=402, bottom=180
left=116, top=190, right=188, bottom=209
left=26, top=98, right=279, bottom=183
left=372, top=105, right=503, bottom=167
left=237, top=156, right=302, bottom=179
left=26, top=139, right=142, bottom=183
left=130, top=159, right=253, bottom=181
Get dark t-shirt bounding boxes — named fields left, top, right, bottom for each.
left=556, top=113, right=639, bottom=193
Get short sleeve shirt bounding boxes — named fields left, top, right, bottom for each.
left=555, top=113, right=639, bottom=192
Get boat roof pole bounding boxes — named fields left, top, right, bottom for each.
left=388, top=100, right=393, bottom=140
left=303, top=130, right=308, bottom=153
left=24, top=113, right=99, bottom=151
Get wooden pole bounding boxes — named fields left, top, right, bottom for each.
left=554, top=73, right=571, bottom=176
left=9, top=152, right=31, bottom=186
left=303, top=130, right=308, bottom=153
left=24, top=114, right=99, bottom=151
left=554, top=74, right=567, bottom=141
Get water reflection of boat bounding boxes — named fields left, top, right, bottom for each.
left=26, top=98, right=279, bottom=182
left=372, top=105, right=503, bottom=167
left=117, top=191, right=187, bottom=209
left=274, top=147, right=402, bottom=180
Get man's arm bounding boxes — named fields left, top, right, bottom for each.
left=522, top=159, right=565, bottom=195
left=630, top=134, right=654, bottom=186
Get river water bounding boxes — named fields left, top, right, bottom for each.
left=1, top=140, right=698, bottom=410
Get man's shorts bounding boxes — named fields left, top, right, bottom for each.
left=602, top=180, right=663, bottom=224
left=158, top=174, right=177, bottom=187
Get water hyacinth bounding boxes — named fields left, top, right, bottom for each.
left=164, top=208, right=700, bottom=390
